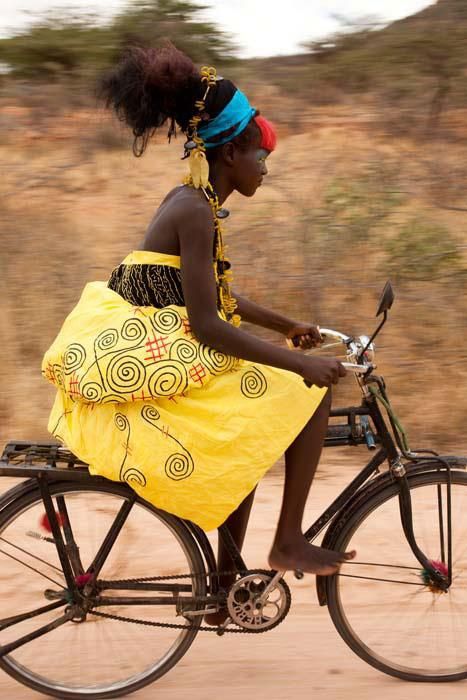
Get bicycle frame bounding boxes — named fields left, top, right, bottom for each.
left=214, top=382, right=455, bottom=596
left=0, top=377, right=461, bottom=653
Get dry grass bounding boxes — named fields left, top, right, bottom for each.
left=1, top=96, right=467, bottom=452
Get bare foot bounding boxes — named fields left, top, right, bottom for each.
left=204, top=573, right=235, bottom=626
left=268, top=536, right=356, bottom=576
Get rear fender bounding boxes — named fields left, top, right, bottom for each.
left=185, top=521, right=217, bottom=591
left=0, top=478, right=41, bottom=513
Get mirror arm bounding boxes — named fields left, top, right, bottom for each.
left=360, top=311, right=387, bottom=358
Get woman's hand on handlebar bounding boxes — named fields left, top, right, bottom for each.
left=286, top=322, right=322, bottom=349
left=299, top=355, right=347, bottom=388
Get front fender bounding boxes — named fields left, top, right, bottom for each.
left=316, top=455, right=467, bottom=606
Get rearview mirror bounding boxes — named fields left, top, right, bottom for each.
left=376, top=281, right=395, bottom=317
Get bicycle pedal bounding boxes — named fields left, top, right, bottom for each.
left=294, top=569, right=304, bottom=580
left=216, top=616, right=232, bottom=636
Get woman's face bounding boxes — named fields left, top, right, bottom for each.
left=232, top=141, right=271, bottom=198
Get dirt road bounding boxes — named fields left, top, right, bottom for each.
left=1, top=449, right=466, bottom=700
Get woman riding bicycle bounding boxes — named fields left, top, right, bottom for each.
left=42, top=44, right=354, bottom=603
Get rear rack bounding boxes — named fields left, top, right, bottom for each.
left=1, top=406, right=377, bottom=480
left=0, top=441, right=93, bottom=480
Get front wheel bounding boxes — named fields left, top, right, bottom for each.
left=326, top=469, right=467, bottom=682
left=0, top=480, right=207, bottom=699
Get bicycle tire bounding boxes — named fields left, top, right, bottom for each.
left=326, top=469, right=467, bottom=682
left=0, top=479, right=207, bottom=699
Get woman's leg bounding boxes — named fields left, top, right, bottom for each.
left=204, top=488, right=256, bottom=625
left=269, top=389, right=355, bottom=575
left=206, top=389, right=354, bottom=624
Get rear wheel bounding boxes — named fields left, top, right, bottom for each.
left=0, top=480, right=206, bottom=698
left=326, top=469, right=467, bottom=681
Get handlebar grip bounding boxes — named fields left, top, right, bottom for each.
left=341, top=362, right=368, bottom=374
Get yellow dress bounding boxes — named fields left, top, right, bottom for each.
left=42, top=251, right=326, bottom=531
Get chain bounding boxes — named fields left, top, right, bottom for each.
left=89, top=608, right=257, bottom=634
left=90, top=570, right=277, bottom=634
left=97, top=569, right=244, bottom=587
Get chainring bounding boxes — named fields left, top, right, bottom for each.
left=226, top=569, right=291, bottom=632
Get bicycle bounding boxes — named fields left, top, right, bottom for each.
left=1, top=281, right=466, bottom=699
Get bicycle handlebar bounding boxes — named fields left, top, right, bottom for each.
left=318, top=327, right=352, bottom=344
left=286, top=327, right=375, bottom=376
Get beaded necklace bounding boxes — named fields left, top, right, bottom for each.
left=182, top=175, right=240, bottom=327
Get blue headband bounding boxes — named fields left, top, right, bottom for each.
left=198, top=88, right=256, bottom=149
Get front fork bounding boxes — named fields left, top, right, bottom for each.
left=394, top=465, right=451, bottom=591
left=367, top=386, right=452, bottom=591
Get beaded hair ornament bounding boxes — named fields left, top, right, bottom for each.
left=182, top=66, right=239, bottom=326
left=181, top=66, right=276, bottom=328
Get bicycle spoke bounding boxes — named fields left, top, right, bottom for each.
left=338, top=572, right=424, bottom=586
left=329, top=471, right=467, bottom=680
left=0, top=600, right=66, bottom=632
left=0, top=536, right=63, bottom=574
left=345, top=560, right=421, bottom=571
left=0, top=610, right=73, bottom=657
left=0, top=547, right=64, bottom=588
left=0, top=483, right=205, bottom=697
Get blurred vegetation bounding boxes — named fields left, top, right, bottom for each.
left=0, top=0, right=236, bottom=80
left=1, top=0, right=466, bottom=138
left=1, top=0, right=467, bottom=446
left=385, top=220, right=465, bottom=283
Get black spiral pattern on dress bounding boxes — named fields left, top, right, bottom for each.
left=101, top=394, right=126, bottom=404
left=240, top=367, right=268, bottom=398
left=121, top=467, right=147, bottom=487
left=63, top=343, right=86, bottom=374
left=151, top=308, right=182, bottom=334
left=106, top=354, right=146, bottom=394
left=169, top=338, right=198, bottom=364
left=121, top=318, right=146, bottom=343
left=199, top=343, right=236, bottom=375
left=140, top=406, right=195, bottom=482
left=165, top=453, right=194, bottom=481
left=115, top=412, right=143, bottom=485
left=95, top=328, right=119, bottom=352
left=147, top=361, right=187, bottom=397
left=81, top=381, right=103, bottom=402
left=115, top=413, right=130, bottom=433
left=140, top=405, right=161, bottom=424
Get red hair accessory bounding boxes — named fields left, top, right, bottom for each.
left=254, top=115, right=277, bottom=152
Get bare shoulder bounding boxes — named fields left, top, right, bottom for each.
left=170, top=187, right=215, bottom=250
left=171, top=186, right=212, bottom=226
left=143, top=185, right=214, bottom=255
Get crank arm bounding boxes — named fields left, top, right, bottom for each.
left=181, top=606, right=219, bottom=618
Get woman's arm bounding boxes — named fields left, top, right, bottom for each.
left=174, top=199, right=341, bottom=385
left=233, top=291, right=322, bottom=348
left=176, top=203, right=304, bottom=375
left=233, top=292, right=295, bottom=334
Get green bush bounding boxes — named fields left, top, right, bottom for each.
left=384, top=220, right=464, bottom=282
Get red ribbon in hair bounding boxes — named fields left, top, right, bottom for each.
left=254, top=115, right=277, bottom=152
